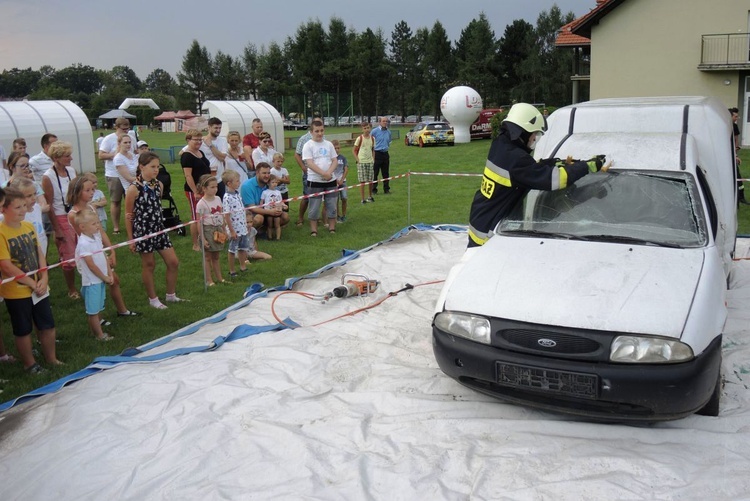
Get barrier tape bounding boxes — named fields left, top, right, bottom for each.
left=3, top=170, right=747, bottom=284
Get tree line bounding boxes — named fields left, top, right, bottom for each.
left=0, top=6, right=581, bottom=123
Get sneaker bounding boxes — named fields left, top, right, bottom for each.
left=366, top=197, right=375, bottom=203
left=229, top=272, right=239, bottom=279
left=337, top=216, right=347, bottom=223
left=150, top=300, right=168, bottom=310
left=165, top=294, right=189, bottom=303
left=116, top=310, right=141, bottom=317
left=361, top=200, right=368, bottom=205
left=25, top=363, right=46, bottom=375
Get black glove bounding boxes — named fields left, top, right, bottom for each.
left=586, top=154, right=606, bottom=173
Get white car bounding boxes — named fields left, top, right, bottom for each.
left=433, top=97, right=737, bottom=421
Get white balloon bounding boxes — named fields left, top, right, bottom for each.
left=440, top=86, right=483, bottom=143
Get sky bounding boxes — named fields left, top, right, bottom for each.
left=0, top=0, right=597, bottom=80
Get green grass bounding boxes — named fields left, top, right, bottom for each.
left=1, top=129, right=748, bottom=405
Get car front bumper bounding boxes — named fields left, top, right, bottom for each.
left=432, top=327, right=722, bottom=421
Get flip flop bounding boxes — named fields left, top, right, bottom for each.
left=0, top=354, right=16, bottom=363
left=68, top=291, right=81, bottom=300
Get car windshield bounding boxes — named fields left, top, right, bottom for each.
left=497, top=170, right=708, bottom=248
left=427, top=123, right=449, bottom=131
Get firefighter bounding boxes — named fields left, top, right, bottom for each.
left=467, top=103, right=605, bottom=247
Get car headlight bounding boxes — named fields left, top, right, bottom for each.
left=610, top=336, right=694, bottom=363
left=434, top=312, right=491, bottom=345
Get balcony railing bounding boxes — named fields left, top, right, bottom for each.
left=700, top=33, right=750, bottom=69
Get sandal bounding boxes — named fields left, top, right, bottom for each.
left=310, top=231, right=317, bottom=237
left=229, top=272, right=239, bottom=279
left=68, top=291, right=81, bottom=300
left=329, top=229, right=336, bottom=234
left=97, top=334, right=114, bottom=341
left=100, top=319, right=112, bottom=327
left=117, top=310, right=141, bottom=317
left=0, top=354, right=16, bottom=363
left=295, top=220, right=304, bottom=227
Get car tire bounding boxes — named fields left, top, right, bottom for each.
left=418, top=137, right=424, bottom=148
left=696, top=371, right=722, bottom=417
left=448, top=141, right=455, bottom=146
left=404, top=137, right=409, bottom=146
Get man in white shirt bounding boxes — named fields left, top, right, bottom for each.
left=301, top=119, right=338, bottom=235
left=98, top=118, right=134, bottom=233
left=29, top=133, right=57, bottom=183
left=95, top=132, right=105, bottom=153
left=202, top=117, right=228, bottom=195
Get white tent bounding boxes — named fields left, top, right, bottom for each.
left=1, top=227, right=750, bottom=499
left=0, top=100, right=95, bottom=174
left=118, top=98, right=159, bottom=110
left=201, top=100, right=284, bottom=153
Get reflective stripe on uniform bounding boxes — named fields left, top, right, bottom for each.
left=468, top=225, right=489, bottom=246
left=551, top=166, right=569, bottom=190
left=484, top=159, right=512, bottom=188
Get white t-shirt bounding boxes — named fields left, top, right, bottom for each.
left=26, top=201, right=47, bottom=257
left=101, top=133, right=135, bottom=178
left=75, top=232, right=107, bottom=286
left=269, top=166, right=289, bottom=194
left=200, top=136, right=228, bottom=178
left=113, top=152, right=138, bottom=190
left=95, top=136, right=104, bottom=152
left=251, top=147, right=277, bottom=170
left=301, top=139, right=336, bottom=183
left=29, top=151, right=53, bottom=184
left=43, top=166, right=77, bottom=216
left=260, top=189, right=283, bottom=208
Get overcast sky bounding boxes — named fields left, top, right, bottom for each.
left=0, top=0, right=596, bottom=80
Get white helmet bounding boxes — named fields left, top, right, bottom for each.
left=503, top=103, right=547, bottom=135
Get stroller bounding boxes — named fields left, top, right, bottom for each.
left=156, top=164, right=186, bottom=236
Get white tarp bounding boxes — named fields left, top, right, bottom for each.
left=0, top=227, right=749, bottom=500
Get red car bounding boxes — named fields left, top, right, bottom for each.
left=470, top=109, right=503, bottom=139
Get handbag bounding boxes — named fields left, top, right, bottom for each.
left=213, top=230, right=227, bottom=244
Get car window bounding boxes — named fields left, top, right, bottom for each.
left=427, top=123, right=448, bottom=131
left=497, top=171, right=708, bottom=248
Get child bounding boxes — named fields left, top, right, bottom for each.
left=353, top=121, right=375, bottom=204
left=91, top=181, right=108, bottom=232
left=221, top=170, right=249, bottom=278
left=246, top=213, right=272, bottom=261
left=67, top=173, right=140, bottom=319
left=196, top=175, right=226, bottom=286
left=270, top=152, right=291, bottom=208
left=301, top=121, right=338, bottom=235
left=73, top=209, right=114, bottom=341
left=0, top=186, right=61, bottom=373
left=331, top=140, right=349, bottom=223
left=125, top=152, right=184, bottom=309
left=260, top=176, right=288, bottom=240
left=11, top=177, right=47, bottom=259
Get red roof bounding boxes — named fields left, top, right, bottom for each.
left=555, top=0, right=625, bottom=48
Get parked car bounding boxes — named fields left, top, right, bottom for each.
left=432, top=96, right=737, bottom=421
left=470, top=108, right=504, bottom=139
left=405, top=121, right=455, bottom=147
left=283, top=120, right=308, bottom=131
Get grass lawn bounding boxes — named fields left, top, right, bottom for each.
left=1, top=127, right=749, bottom=405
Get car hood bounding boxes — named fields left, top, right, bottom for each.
left=442, top=237, right=705, bottom=338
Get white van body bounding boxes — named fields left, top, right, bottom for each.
left=432, top=97, right=737, bottom=421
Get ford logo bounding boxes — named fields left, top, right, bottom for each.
left=538, top=338, right=557, bottom=348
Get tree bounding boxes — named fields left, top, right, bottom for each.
left=497, top=20, right=535, bottom=104
left=322, top=17, right=353, bottom=122
left=454, top=13, right=500, bottom=106
left=0, top=67, right=42, bottom=98
left=242, top=43, right=260, bottom=100
left=109, top=65, right=142, bottom=93
left=145, top=68, right=177, bottom=95
left=256, top=42, right=295, bottom=113
left=52, top=63, right=103, bottom=95
left=423, top=21, right=455, bottom=117
left=212, top=51, right=244, bottom=100
left=389, top=21, right=415, bottom=119
left=288, top=20, right=327, bottom=118
left=349, top=28, right=389, bottom=117
left=177, top=40, right=214, bottom=112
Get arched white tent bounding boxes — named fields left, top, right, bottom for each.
left=201, top=101, right=284, bottom=153
left=119, top=98, right=159, bottom=110
left=0, top=100, right=95, bottom=174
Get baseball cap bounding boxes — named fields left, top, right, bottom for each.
left=137, top=140, right=148, bottom=148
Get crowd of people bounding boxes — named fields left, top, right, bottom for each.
left=0, top=115, right=394, bottom=374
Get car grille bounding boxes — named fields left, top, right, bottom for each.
left=492, top=320, right=612, bottom=361
left=501, top=329, right=600, bottom=354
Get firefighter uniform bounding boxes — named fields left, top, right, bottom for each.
left=467, top=131, right=592, bottom=247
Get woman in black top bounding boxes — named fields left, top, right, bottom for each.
left=180, top=129, right=211, bottom=251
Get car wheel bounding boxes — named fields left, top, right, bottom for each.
left=448, top=141, right=455, bottom=146
left=404, top=137, right=409, bottom=146
left=418, top=137, right=424, bottom=148
left=696, top=371, right=722, bottom=417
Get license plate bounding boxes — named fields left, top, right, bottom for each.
left=496, top=362, right=598, bottom=399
